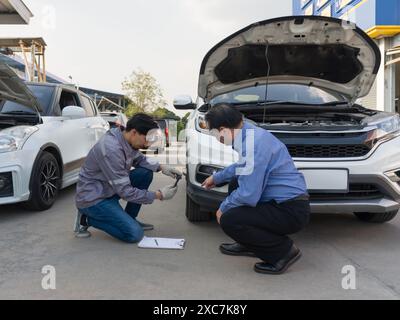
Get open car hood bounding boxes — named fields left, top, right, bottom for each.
left=0, top=63, right=42, bottom=113
left=198, top=16, right=381, bottom=103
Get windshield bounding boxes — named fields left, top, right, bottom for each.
left=210, top=84, right=346, bottom=106
left=0, top=85, right=55, bottom=115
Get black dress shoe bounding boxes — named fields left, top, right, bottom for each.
left=137, top=220, right=154, bottom=231
left=220, top=243, right=256, bottom=257
left=254, top=245, right=302, bottom=275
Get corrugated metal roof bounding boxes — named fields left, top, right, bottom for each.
left=0, top=38, right=47, bottom=48
left=0, top=0, right=33, bottom=24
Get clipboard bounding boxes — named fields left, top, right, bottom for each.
left=138, top=236, right=186, bottom=250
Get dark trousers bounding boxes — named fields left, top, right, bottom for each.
left=220, top=178, right=311, bottom=264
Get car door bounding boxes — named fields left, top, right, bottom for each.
left=79, top=94, right=108, bottom=147
left=50, top=88, right=92, bottom=184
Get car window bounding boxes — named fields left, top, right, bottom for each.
left=156, top=120, right=166, bottom=130
left=89, top=99, right=98, bottom=116
left=0, top=85, right=55, bottom=115
left=59, top=90, right=81, bottom=110
left=80, top=95, right=95, bottom=117
left=120, top=113, right=128, bottom=125
left=210, top=84, right=345, bottom=106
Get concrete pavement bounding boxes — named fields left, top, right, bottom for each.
left=0, top=169, right=400, bottom=299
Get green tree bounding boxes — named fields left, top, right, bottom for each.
left=122, top=69, right=166, bottom=115
left=152, top=107, right=180, bottom=120
left=124, top=104, right=143, bottom=118
left=177, top=112, right=191, bottom=136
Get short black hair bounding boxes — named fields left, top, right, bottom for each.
left=126, top=113, right=159, bottom=135
left=205, top=104, right=244, bottom=130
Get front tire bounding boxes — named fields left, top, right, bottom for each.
left=25, top=152, right=61, bottom=211
left=354, top=211, right=398, bottom=223
left=185, top=194, right=211, bottom=222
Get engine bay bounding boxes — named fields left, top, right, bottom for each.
left=0, top=114, right=40, bottom=130
left=238, top=105, right=375, bottom=131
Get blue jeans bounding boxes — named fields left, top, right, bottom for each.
left=79, top=168, right=154, bottom=243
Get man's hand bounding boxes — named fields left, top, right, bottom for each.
left=155, top=191, right=163, bottom=200
left=161, top=165, right=183, bottom=179
left=158, top=185, right=178, bottom=201
left=202, top=176, right=216, bottom=190
left=216, top=209, right=223, bottom=224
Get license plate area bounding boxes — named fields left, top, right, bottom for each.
left=299, top=169, right=349, bottom=193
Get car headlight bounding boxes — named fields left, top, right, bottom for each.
left=367, top=115, right=400, bottom=144
left=0, top=126, right=38, bottom=153
left=195, top=114, right=210, bottom=134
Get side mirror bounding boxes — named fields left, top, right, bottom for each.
left=173, top=95, right=196, bottom=110
left=62, top=106, right=86, bottom=119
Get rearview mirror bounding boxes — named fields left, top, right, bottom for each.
left=62, top=106, right=86, bottom=119
left=173, top=95, right=196, bottom=110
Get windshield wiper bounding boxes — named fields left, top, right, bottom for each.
left=257, top=100, right=349, bottom=107
left=231, top=100, right=349, bottom=107
left=1, top=111, right=36, bottom=115
left=230, top=100, right=295, bottom=106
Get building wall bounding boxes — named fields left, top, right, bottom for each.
left=293, top=0, right=400, bottom=113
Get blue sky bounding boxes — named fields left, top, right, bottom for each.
left=1, top=0, right=292, bottom=114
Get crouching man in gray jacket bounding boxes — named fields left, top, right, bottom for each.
left=74, top=113, right=182, bottom=242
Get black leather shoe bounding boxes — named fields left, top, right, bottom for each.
left=254, top=245, right=302, bottom=275
left=137, top=220, right=154, bottom=231
left=220, top=243, right=256, bottom=257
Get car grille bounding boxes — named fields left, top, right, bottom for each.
left=310, top=184, right=383, bottom=201
left=0, top=172, right=13, bottom=198
left=287, top=144, right=371, bottom=158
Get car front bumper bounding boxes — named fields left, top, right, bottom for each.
left=186, top=133, right=400, bottom=214
left=0, top=150, right=36, bottom=205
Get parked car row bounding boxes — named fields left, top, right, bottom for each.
left=174, top=16, right=400, bottom=224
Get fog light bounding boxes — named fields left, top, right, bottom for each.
left=385, top=169, right=400, bottom=183
left=196, top=165, right=227, bottom=186
left=0, top=172, right=13, bottom=197
left=198, top=165, right=222, bottom=176
left=0, top=177, right=5, bottom=190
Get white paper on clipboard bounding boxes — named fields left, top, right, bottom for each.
left=138, top=236, right=186, bottom=250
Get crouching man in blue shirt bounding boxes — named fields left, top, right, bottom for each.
left=74, top=113, right=182, bottom=243
left=202, top=104, right=311, bottom=275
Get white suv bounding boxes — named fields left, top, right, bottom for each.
left=0, top=63, right=109, bottom=210
left=174, top=16, right=400, bottom=224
